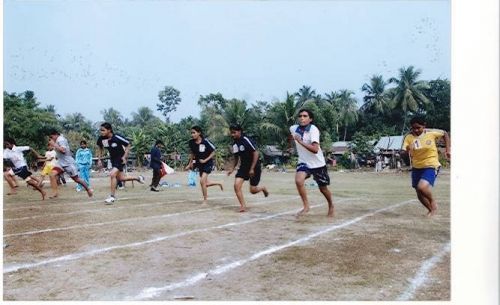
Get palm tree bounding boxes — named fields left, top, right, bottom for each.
left=361, top=75, right=391, bottom=114
left=101, top=108, right=125, bottom=131
left=323, top=91, right=343, bottom=139
left=258, top=92, right=306, bottom=148
left=131, top=106, right=157, bottom=127
left=337, top=89, right=359, bottom=141
left=388, top=66, right=430, bottom=134
left=294, top=85, right=318, bottom=109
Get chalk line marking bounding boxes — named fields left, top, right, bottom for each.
left=397, top=241, right=451, bottom=301
left=3, top=195, right=237, bottom=221
left=130, top=199, right=417, bottom=300
left=4, top=196, right=298, bottom=237
left=3, top=192, right=236, bottom=212
left=3, top=197, right=357, bottom=274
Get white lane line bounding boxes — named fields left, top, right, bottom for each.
left=3, top=196, right=236, bottom=220
left=3, top=197, right=356, bottom=274
left=3, top=193, right=234, bottom=212
left=3, top=193, right=299, bottom=215
left=397, top=241, right=451, bottom=301
left=3, top=197, right=298, bottom=237
left=130, top=199, right=417, bottom=300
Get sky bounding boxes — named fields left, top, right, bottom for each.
left=3, top=0, right=450, bottom=123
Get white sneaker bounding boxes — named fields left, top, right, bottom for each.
left=117, top=186, right=125, bottom=190
left=137, top=175, right=145, bottom=184
left=104, top=196, right=115, bottom=204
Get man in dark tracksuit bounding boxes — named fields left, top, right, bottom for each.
left=150, top=140, right=164, bottom=192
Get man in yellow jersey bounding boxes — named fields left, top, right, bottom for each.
left=403, top=117, right=450, bottom=216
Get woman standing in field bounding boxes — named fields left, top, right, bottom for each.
left=185, top=126, right=223, bottom=205
left=402, top=116, right=450, bottom=217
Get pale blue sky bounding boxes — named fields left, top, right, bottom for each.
left=3, top=0, right=450, bottom=123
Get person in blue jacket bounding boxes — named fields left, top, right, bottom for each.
left=150, top=140, right=164, bottom=192
left=75, top=140, right=93, bottom=192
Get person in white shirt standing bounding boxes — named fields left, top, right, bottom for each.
left=3, top=137, right=46, bottom=200
left=289, top=109, right=335, bottom=217
left=48, top=129, right=93, bottom=198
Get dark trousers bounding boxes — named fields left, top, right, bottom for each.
left=151, top=168, right=161, bottom=188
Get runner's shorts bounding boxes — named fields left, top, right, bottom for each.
left=411, top=167, right=440, bottom=188
left=13, top=166, right=32, bottom=180
left=195, top=160, right=214, bottom=177
left=296, top=163, right=330, bottom=187
left=236, top=163, right=262, bottom=186
left=53, top=164, right=79, bottom=177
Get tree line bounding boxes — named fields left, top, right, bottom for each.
left=3, top=65, right=450, bottom=167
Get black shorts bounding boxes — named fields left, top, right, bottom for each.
left=296, top=163, right=330, bottom=187
left=111, top=159, right=125, bottom=172
left=13, top=166, right=32, bottom=180
left=196, top=160, right=214, bottom=177
left=236, top=163, right=262, bottom=186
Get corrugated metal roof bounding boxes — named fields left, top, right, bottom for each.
left=374, top=136, right=405, bottom=152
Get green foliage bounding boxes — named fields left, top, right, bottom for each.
left=3, top=91, right=60, bottom=152
left=422, top=78, right=450, bottom=131
left=157, top=86, right=181, bottom=121
left=351, top=133, right=376, bottom=156
left=101, top=107, right=125, bottom=131
left=129, top=128, right=151, bottom=167
left=4, top=65, right=450, bottom=171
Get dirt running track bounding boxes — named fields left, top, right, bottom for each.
left=3, top=170, right=450, bottom=301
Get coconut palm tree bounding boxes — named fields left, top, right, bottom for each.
left=294, top=85, right=318, bottom=109
left=361, top=75, right=391, bottom=114
left=388, top=66, right=430, bottom=134
left=337, top=89, right=359, bottom=141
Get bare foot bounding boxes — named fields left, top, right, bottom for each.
left=239, top=207, right=247, bottom=213
left=49, top=194, right=59, bottom=199
left=41, top=191, right=47, bottom=200
left=201, top=200, right=208, bottom=205
left=263, top=187, right=269, bottom=197
left=87, top=189, right=94, bottom=197
left=327, top=207, right=335, bottom=217
left=295, top=207, right=310, bottom=217
left=427, top=201, right=437, bottom=217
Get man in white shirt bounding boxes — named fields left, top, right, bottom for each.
left=289, top=109, right=334, bottom=217
left=3, top=137, right=46, bottom=199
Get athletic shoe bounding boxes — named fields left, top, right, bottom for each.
left=117, top=186, right=125, bottom=190
left=138, top=175, right=145, bottom=184
left=104, top=196, right=115, bottom=204
left=150, top=187, right=159, bottom=192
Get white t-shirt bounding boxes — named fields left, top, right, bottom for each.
left=3, top=145, right=30, bottom=169
left=289, top=124, right=326, bottom=168
left=44, top=150, right=57, bottom=166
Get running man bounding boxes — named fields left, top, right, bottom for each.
left=185, top=126, right=223, bottom=205
left=289, top=109, right=334, bottom=217
left=75, top=140, right=93, bottom=192
left=48, top=129, right=93, bottom=198
left=402, top=116, right=450, bottom=217
left=96, top=122, right=145, bottom=204
left=227, top=124, right=269, bottom=212
left=3, top=137, right=46, bottom=199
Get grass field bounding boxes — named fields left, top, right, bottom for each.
left=3, top=168, right=450, bottom=301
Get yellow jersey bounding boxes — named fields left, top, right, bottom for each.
left=402, top=129, right=445, bottom=169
